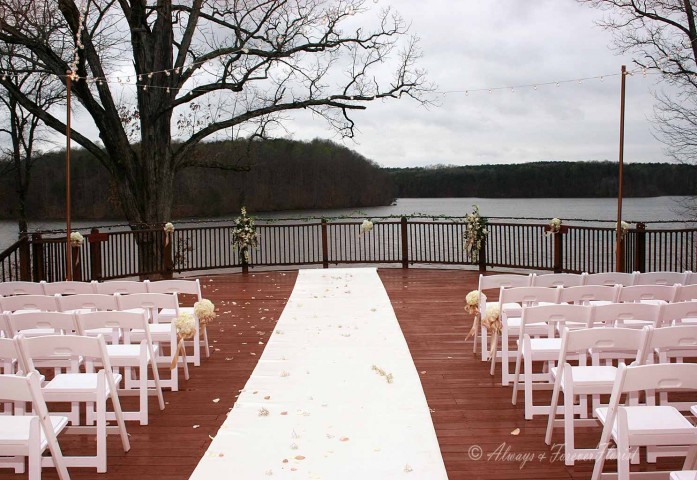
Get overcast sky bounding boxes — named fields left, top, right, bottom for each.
left=285, top=0, right=667, bottom=168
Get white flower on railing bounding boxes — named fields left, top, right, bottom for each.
left=232, top=206, right=259, bottom=263
left=546, top=217, right=562, bottom=236
left=615, top=220, right=631, bottom=239
left=463, top=204, right=488, bottom=257
left=360, top=219, right=374, bottom=234
left=164, top=222, right=175, bottom=234
left=70, top=231, right=84, bottom=247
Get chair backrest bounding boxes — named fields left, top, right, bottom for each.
left=0, top=370, right=47, bottom=404
left=559, top=284, right=620, bottom=305
left=583, top=272, right=635, bottom=287
left=561, top=326, right=649, bottom=359
left=685, top=271, right=697, bottom=286
left=77, top=310, right=151, bottom=344
left=18, top=333, right=113, bottom=372
left=520, top=304, right=591, bottom=337
left=42, top=280, right=97, bottom=296
left=0, top=336, right=21, bottom=373
left=659, top=301, right=697, bottom=326
left=115, top=292, right=179, bottom=322
left=531, top=273, right=584, bottom=288
left=0, top=294, right=59, bottom=313
left=592, top=302, right=661, bottom=327
left=633, top=271, right=688, bottom=286
left=146, top=279, right=202, bottom=301
left=673, top=284, right=697, bottom=302
left=617, top=284, right=677, bottom=303
left=498, top=286, right=561, bottom=312
left=478, top=274, right=531, bottom=292
left=57, top=293, right=118, bottom=312
left=7, top=312, right=77, bottom=336
left=94, top=280, right=148, bottom=295
left=0, top=281, right=45, bottom=296
left=612, top=362, right=697, bottom=395
left=640, top=325, right=697, bottom=364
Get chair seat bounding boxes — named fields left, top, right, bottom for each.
left=596, top=405, right=697, bottom=445
left=0, top=415, right=68, bottom=449
left=158, top=307, right=193, bottom=320
left=488, top=301, right=522, bottom=317
left=507, top=317, right=548, bottom=334
left=619, top=319, right=656, bottom=328
left=15, top=328, right=57, bottom=337
left=106, top=344, right=152, bottom=363
left=44, top=372, right=122, bottom=395
left=553, top=365, right=618, bottom=390
left=670, top=471, right=697, bottom=480
left=131, top=323, right=171, bottom=340
left=522, top=338, right=562, bottom=359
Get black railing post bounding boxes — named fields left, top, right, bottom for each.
left=634, top=222, right=646, bottom=273
left=478, top=236, right=487, bottom=272
left=553, top=232, right=563, bottom=273
left=19, top=235, right=31, bottom=281
left=31, top=233, right=45, bottom=282
left=321, top=219, right=329, bottom=268
left=401, top=217, right=409, bottom=269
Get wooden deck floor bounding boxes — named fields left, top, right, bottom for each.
left=0, top=268, right=684, bottom=479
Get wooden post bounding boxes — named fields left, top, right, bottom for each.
left=553, top=231, right=564, bottom=273
left=401, top=217, right=409, bottom=269
left=321, top=219, right=329, bottom=269
left=88, top=227, right=106, bottom=281
left=65, top=71, right=73, bottom=281
left=71, top=245, right=82, bottom=281
left=163, top=231, right=174, bottom=279
left=616, top=65, right=627, bottom=272
left=31, top=233, right=44, bottom=282
left=478, top=236, right=487, bottom=272
left=19, top=234, right=31, bottom=281
left=634, top=222, right=646, bottom=273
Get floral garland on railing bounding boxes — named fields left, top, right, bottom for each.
left=463, top=290, right=480, bottom=354
left=231, top=207, right=259, bottom=263
left=481, top=304, right=501, bottom=374
left=463, top=205, right=488, bottom=258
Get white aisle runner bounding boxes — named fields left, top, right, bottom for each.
left=190, top=268, right=448, bottom=479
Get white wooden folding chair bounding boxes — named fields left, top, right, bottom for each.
left=0, top=372, right=70, bottom=480
left=42, top=281, right=97, bottom=296
left=495, top=285, right=561, bottom=385
left=17, top=334, right=131, bottom=473
left=0, top=295, right=59, bottom=314
left=94, top=280, right=147, bottom=295
left=584, top=272, right=635, bottom=287
left=634, top=271, right=688, bottom=286
left=56, top=294, right=120, bottom=343
left=115, top=292, right=187, bottom=391
left=146, top=279, right=208, bottom=365
left=674, top=284, right=697, bottom=303
left=532, top=273, right=585, bottom=288
left=5, top=311, right=77, bottom=338
left=661, top=301, right=697, bottom=327
left=0, top=281, right=45, bottom=296
left=477, top=273, right=533, bottom=361
left=618, top=284, right=678, bottom=307
left=593, top=302, right=662, bottom=330
left=511, top=303, right=592, bottom=419
left=592, top=363, right=697, bottom=480
left=559, top=284, right=620, bottom=307
left=545, top=326, right=651, bottom=466
left=76, top=311, right=165, bottom=425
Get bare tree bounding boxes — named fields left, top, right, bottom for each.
left=0, top=45, right=64, bottom=234
left=0, top=0, right=431, bottom=229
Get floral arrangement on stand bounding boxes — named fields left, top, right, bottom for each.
left=164, top=222, right=174, bottom=246
left=463, top=290, right=481, bottom=354
left=463, top=205, right=488, bottom=259
left=171, top=312, right=195, bottom=374
left=70, top=231, right=84, bottom=247
left=194, top=299, right=216, bottom=328
left=481, top=304, right=501, bottom=375
left=546, top=217, right=562, bottom=236
left=360, top=219, right=374, bottom=234
left=232, top=207, right=259, bottom=263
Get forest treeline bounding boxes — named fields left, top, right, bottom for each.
left=387, top=162, right=697, bottom=198
left=0, top=139, right=694, bottom=222
left=0, top=138, right=393, bottom=220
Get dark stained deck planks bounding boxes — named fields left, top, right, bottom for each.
left=0, top=268, right=684, bottom=479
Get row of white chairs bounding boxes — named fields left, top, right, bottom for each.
left=0, top=278, right=203, bottom=297
left=1, top=334, right=132, bottom=477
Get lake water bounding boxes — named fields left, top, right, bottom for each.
left=1, top=196, right=692, bottom=251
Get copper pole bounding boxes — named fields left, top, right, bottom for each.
left=616, top=65, right=627, bottom=272
left=65, top=72, right=73, bottom=281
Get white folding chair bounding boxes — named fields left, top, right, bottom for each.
left=685, top=271, right=697, bottom=286
left=477, top=273, right=533, bottom=361
left=661, top=301, right=697, bottom=327
left=592, top=363, right=697, bottom=480
left=593, top=302, right=662, bottom=330
left=634, top=271, right=688, bottom=286
left=511, top=304, right=592, bottom=419
left=76, top=311, right=165, bottom=425
left=94, top=280, right=147, bottom=295
left=532, top=273, right=585, bottom=288
left=0, top=371, right=70, bottom=480
left=0, top=281, right=45, bottom=296
left=495, top=285, right=561, bottom=385
left=56, top=294, right=120, bottom=343
left=0, top=295, right=59, bottom=314
left=545, top=326, right=650, bottom=466
left=559, top=284, right=620, bottom=307
left=618, top=284, right=677, bottom=306
left=146, top=279, right=208, bottom=365
left=674, top=284, right=697, bottom=303
left=42, top=281, right=97, bottom=296
left=115, top=292, right=187, bottom=391
left=5, top=311, right=77, bottom=338
left=17, top=334, right=131, bottom=473
left=584, top=272, right=635, bottom=287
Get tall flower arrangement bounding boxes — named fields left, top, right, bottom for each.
left=232, top=207, right=259, bottom=263
left=463, top=205, right=488, bottom=259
